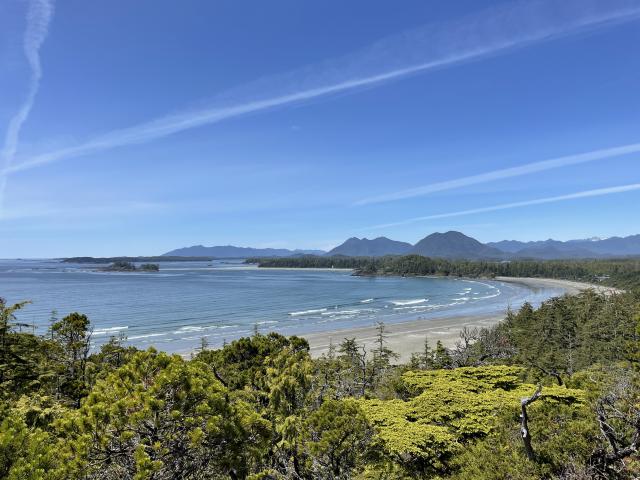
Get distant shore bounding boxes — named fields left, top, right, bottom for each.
left=304, top=276, right=621, bottom=362
left=259, top=267, right=353, bottom=272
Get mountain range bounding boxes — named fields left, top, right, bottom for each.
left=163, top=233, right=640, bottom=260
left=487, top=236, right=640, bottom=258
left=327, top=237, right=412, bottom=256
left=163, top=245, right=325, bottom=258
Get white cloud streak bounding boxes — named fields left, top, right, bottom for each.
left=0, top=0, right=54, bottom=216
left=4, top=0, right=640, bottom=176
left=366, top=183, right=640, bottom=230
left=354, top=142, right=640, bottom=206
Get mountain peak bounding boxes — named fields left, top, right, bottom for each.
left=328, top=236, right=412, bottom=257
left=411, top=231, right=503, bottom=259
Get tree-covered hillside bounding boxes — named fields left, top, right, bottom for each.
left=1, top=287, right=639, bottom=478
left=249, top=255, right=640, bottom=290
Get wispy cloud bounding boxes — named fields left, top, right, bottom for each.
left=0, top=200, right=169, bottom=221
left=0, top=0, right=54, bottom=216
left=354, top=142, right=640, bottom=206
left=5, top=0, right=640, bottom=176
left=366, top=183, right=640, bottom=229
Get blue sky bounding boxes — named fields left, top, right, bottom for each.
left=1, top=0, right=639, bottom=257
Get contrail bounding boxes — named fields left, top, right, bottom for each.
left=366, top=183, right=640, bottom=229
left=4, top=0, right=640, bottom=176
left=0, top=0, right=54, bottom=216
left=354, top=142, right=640, bottom=206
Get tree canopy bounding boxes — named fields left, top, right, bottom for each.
left=0, top=285, right=639, bottom=478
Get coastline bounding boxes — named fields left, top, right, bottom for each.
left=493, top=276, right=622, bottom=295
left=304, top=276, right=620, bottom=362
left=258, top=267, right=353, bottom=272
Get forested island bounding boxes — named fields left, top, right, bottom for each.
left=247, top=255, right=640, bottom=290
left=100, top=261, right=160, bottom=272
left=1, top=266, right=639, bottom=478
left=64, top=256, right=212, bottom=263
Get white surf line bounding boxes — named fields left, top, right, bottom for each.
left=4, top=0, right=640, bottom=176
left=0, top=0, right=54, bottom=217
left=366, top=183, right=640, bottom=229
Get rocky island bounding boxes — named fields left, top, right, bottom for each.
left=101, top=261, right=159, bottom=272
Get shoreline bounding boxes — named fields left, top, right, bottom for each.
left=493, top=276, right=622, bottom=295
left=257, top=267, right=353, bottom=272
left=303, top=276, right=620, bottom=362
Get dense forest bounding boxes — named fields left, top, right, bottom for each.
left=100, top=261, right=160, bottom=272
left=1, top=284, right=639, bottom=478
left=248, top=255, right=640, bottom=290
left=63, top=256, right=212, bottom=264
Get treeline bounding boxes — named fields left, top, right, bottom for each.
left=101, top=261, right=160, bottom=272
left=248, top=255, right=640, bottom=289
left=1, top=289, right=639, bottom=479
left=63, top=256, right=212, bottom=263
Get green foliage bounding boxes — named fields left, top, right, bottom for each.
left=61, top=349, right=270, bottom=478
left=0, top=298, right=37, bottom=397
left=477, top=291, right=640, bottom=381
left=196, top=332, right=309, bottom=393
left=249, top=255, right=640, bottom=289
left=49, top=312, right=91, bottom=404
left=63, top=256, right=211, bottom=264
left=86, top=333, right=139, bottom=382
left=301, top=399, right=373, bottom=478
left=1, top=286, right=639, bottom=478
left=0, top=408, right=71, bottom=480
left=266, top=343, right=314, bottom=417
left=139, top=263, right=160, bottom=271
left=360, top=397, right=458, bottom=475
left=106, top=260, right=137, bottom=271
left=360, top=367, right=585, bottom=476
left=450, top=400, right=600, bottom=480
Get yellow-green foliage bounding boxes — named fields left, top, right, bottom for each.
left=359, top=366, right=585, bottom=475
left=0, top=411, right=68, bottom=480
left=402, top=365, right=525, bottom=395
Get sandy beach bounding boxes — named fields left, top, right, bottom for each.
left=304, top=276, right=621, bottom=362
left=494, top=276, right=622, bottom=296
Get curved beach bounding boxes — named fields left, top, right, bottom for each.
left=304, top=277, right=620, bottom=361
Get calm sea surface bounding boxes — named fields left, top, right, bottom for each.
left=0, top=259, right=565, bottom=354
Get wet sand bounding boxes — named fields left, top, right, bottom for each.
left=304, top=276, right=620, bottom=362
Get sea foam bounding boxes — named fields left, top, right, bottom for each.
left=94, top=326, right=128, bottom=336
left=390, top=298, right=428, bottom=306
left=289, top=308, right=327, bottom=316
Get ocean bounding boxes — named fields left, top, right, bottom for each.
left=0, top=259, right=565, bottom=354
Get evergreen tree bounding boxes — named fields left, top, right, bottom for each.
left=50, top=312, right=91, bottom=405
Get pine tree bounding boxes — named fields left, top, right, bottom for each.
left=432, top=340, right=452, bottom=369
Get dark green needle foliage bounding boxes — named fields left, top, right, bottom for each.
left=1, top=262, right=639, bottom=478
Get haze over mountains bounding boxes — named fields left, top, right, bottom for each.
left=410, top=232, right=504, bottom=259
left=327, top=237, right=412, bottom=257
left=164, top=232, right=640, bottom=260
left=487, top=236, right=640, bottom=259
left=163, top=245, right=325, bottom=258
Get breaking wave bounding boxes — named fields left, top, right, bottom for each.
left=289, top=308, right=327, bottom=316
left=390, top=298, right=428, bottom=306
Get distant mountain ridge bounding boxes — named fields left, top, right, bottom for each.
left=411, top=231, right=504, bottom=259
left=487, top=235, right=640, bottom=259
left=163, top=245, right=326, bottom=258
left=164, top=233, right=640, bottom=260
left=327, top=237, right=412, bottom=256
left=330, top=232, right=640, bottom=260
